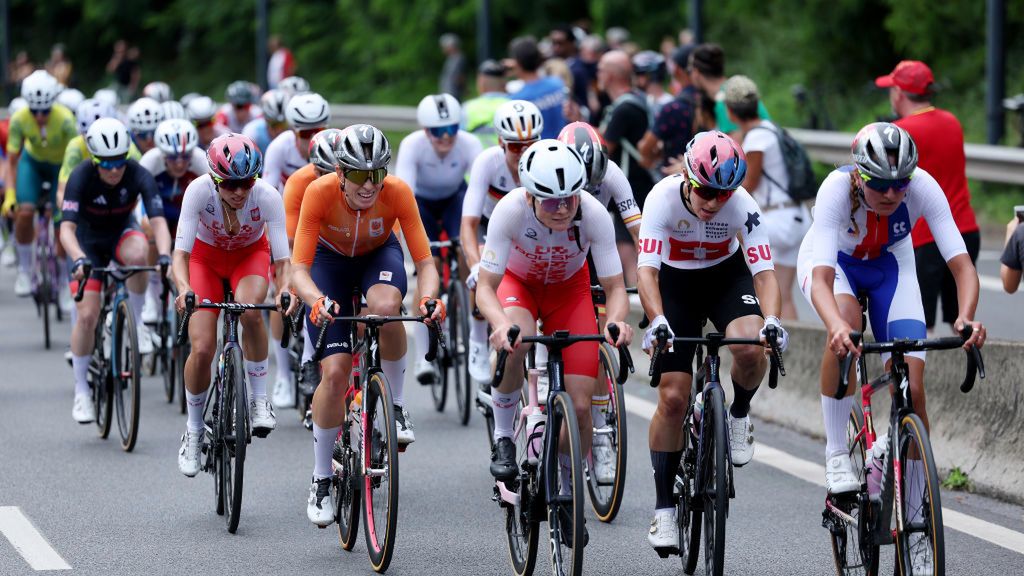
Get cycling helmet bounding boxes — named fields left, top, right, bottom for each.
left=494, top=100, right=543, bottom=142
left=207, top=133, right=263, bottom=179
left=557, top=122, right=608, bottom=191
left=155, top=119, right=199, bottom=157
left=9, top=97, right=28, bottom=115
left=21, top=70, right=60, bottom=109
left=56, top=88, right=85, bottom=113
left=187, top=96, right=218, bottom=122
left=75, top=99, right=117, bottom=135
left=86, top=117, right=132, bottom=157
left=278, top=76, right=310, bottom=96
left=518, top=139, right=587, bottom=199
left=127, top=97, right=165, bottom=132
left=142, top=81, right=173, bottom=103
left=632, top=50, right=667, bottom=82
left=259, top=89, right=289, bottom=122
left=226, top=81, right=256, bottom=106
left=416, top=93, right=461, bottom=128
left=93, top=88, right=119, bottom=108
left=683, top=130, right=747, bottom=191
left=332, top=124, right=391, bottom=170
left=852, top=122, right=918, bottom=180
left=160, top=100, right=188, bottom=120
left=309, top=128, right=344, bottom=172
left=285, top=92, right=330, bottom=129
left=179, top=92, right=201, bottom=108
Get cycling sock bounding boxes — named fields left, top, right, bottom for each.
left=301, top=329, right=314, bottom=363
left=906, top=459, right=925, bottom=524
left=470, top=316, right=487, bottom=347
left=312, top=423, right=340, bottom=480
left=146, top=270, right=161, bottom=304
left=822, top=394, right=855, bottom=458
left=186, top=389, right=208, bottom=432
left=72, top=355, right=90, bottom=396
left=591, top=394, right=610, bottom=428
left=271, top=337, right=291, bottom=383
left=246, top=359, right=269, bottom=398
left=651, top=450, right=683, bottom=509
left=412, top=323, right=430, bottom=361
left=57, top=257, right=69, bottom=286
left=535, top=343, right=548, bottom=368
left=491, top=389, right=519, bottom=440
left=730, top=384, right=759, bottom=418
left=559, top=453, right=572, bottom=495
left=15, top=242, right=32, bottom=275
left=128, top=290, right=145, bottom=325
left=381, top=357, right=406, bottom=407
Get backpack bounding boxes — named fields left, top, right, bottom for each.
left=750, top=124, right=818, bottom=203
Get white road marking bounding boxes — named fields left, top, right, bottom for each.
left=0, top=506, right=71, bottom=570
left=623, top=392, right=1024, bottom=556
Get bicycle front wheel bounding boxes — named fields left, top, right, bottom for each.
left=586, top=342, right=627, bottom=522
left=701, top=385, right=729, bottom=576
left=335, top=420, right=360, bottom=551
left=113, top=301, right=141, bottom=452
left=894, top=413, right=944, bottom=576
left=362, top=372, right=399, bottom=573
left=547, top=390, right=584, bottom=576
left=828, top=403, right=878, bottom=575
left=451, top=281, right=472, bottom=425
left=222, top=347, right=248, bottom=534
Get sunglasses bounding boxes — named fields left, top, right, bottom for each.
left=93, top=156, right=128, bottom=170
left=134, top=130, right=155, bottom=140
left=428, top=124, right=459, bottom=139
left=343, top=168, right=387, bottom=185
left=689, top=179, right=734, bottom=202
left=539, top=195, right=578, bottom=213
left=504, top=139, right=538, bottom=154
left=860, top=172, right=911, bottom=193
left=31, top=108, right=51, bottom=117
left=165, top=153, right=189, bottom=162
left=214, top=175, right=258, bottom=191
left=195, top=119, right=215, bottom=129
left=296, top=127, right=323, bottom=140
left=269, top=120, right=289, bottom=130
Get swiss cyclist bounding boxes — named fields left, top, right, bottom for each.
left=637, top=130, right=788, bottom=554
left=186, top=96, right=226, bottom=150
left=461, top=99, right=544, bottom=384
left=126, top=97, right=165, bottom=154
left=172, top=133, right=295, bottom=476
left=291, top=125, right=443, bottom=526
left=60, top=118, right=172, bottom=423
left=263, top=92, right=330, bottom=193
left=243, top=89, right=290, bottom=153
left=216, top=80, right=263, bottom=134
left=397, top=93, right=483, bottom=383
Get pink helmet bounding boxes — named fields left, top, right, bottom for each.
left=683, top=130, right=747, bottom=191
left=207, top=133, right=263, bottom=179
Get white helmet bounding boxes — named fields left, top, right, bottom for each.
left=142, top=81, right=173, bottom=103
left=260, top=89, right=289, bottom=123
left=160, top=100, right=188, bottom=120
left=56, top=88, right=85, bottom=113
left=86, top=117, right=132, bottom=157
left=186, top=96, right=217, bottom=122
left=278, top=76, right=310, bottom=96
left=416, top=93, right=461, bottom=128
left=21, top=70, right=61, bottom=110
left=179, top=92, right=202, bottom=108
left=494, top=100, right=544, bottom=142
left=155, top=119, right=199, bottom=157
left=9, top=97, right=28, bottom=115
left=127, top=97, right=165, bottom=132
left=75, top=99, right=117, bottom=135
left=285, top=92, right=330, bottom=130
left=518, top=139, right=587, bottom=199
left=93, top=88, right=119, bottom=108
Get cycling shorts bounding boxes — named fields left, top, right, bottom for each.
left=189, top=236, right=271, bottom=315
left=497, top=263, right=598, bottom=378
left=417, top=183, right=466, bottom=256
left=304, top=233, right=407, bottom=359
left=658, top=251, right=763, bottom=375
left=69, top=223, right=146, bottom=293
left=15, top=153, right=60, bottom=206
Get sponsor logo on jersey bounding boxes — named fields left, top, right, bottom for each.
left=504, top=296, right=519, bottom=303
left=379, top=270, right=393, bottom=281
left=744, top=212, right=761, bottom=234
left=369, top=217, right=384, bottom=237
left=676, top=219, right=691, bottom=231
left=94, top=195, right=107, bottom=205
left=250, top=207, right=261, bottom=221
left=62, top=200, right=78, bottom=212
left=326, top=341, right=350, bottom=349
left=119, top=188, right=129, bottom=201
left=484, top=249, right=497, bottom=262
left=667, top=237, right=731, bottom=261
left=639, top=238, right=663, bottom=254
left=205, top=203, right=215, bottom=214
left=746, top=244, right=772, bottom=264
left=525, top=228, right=538, bottom=239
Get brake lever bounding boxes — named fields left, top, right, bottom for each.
left=175, top=291, right=195, bottom=346
left=490, top=324, right=521, bottom=388
left=648, top=325, right=669, bottom=388
left=835, top=331, right=862, bottom=399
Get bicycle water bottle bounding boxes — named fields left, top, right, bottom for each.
left=525, top=410, right=546, bottom=464
left=867, top=433, right=888, bottom=501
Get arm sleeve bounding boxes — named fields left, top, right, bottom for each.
left=392, top=180, right=432, bottom=262
left=60, top=164, right=87, bottom=224
left=259, top=186, right=290, bottom=261
left=809, top=172, right=850, bottom=269
left=262, top=137, right=285, bottom=192
left=913, top=169, right=967, bottom=262
left=1001, top=225, right=1024, bottom=271
left=734, top=191, right=775, bottom=275
left=59, top=141, right=84, bottom=184
left=173, top=180, right=206, bottom=253
left=636, top=183, right=669, bottom=270
left=394, top=134, right=418, bottom=194
left=137, top=166, right=165, bottom=219
left=583, top=195, right=624, bottom=277
left=478, top=197, right=515, bottom=275
left=463, top=150, right=491, bottom=218
left=292, top=180, right=326, bottom=266
left=603, top=161, right=640, bottom=228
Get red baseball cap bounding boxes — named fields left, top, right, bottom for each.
left=875, top=60, right=934, bottom=95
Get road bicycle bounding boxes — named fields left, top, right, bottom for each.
left=649, top=325, right=784, bottom=576
left=424, top=238, right=472, bottom=425
left=32, top=190, right=63, bottom=349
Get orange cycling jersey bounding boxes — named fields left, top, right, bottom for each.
left=283, top=163, right=319, bottom=239
left=292, top=173, right=431, bottom=265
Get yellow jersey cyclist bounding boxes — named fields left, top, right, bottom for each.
left=4, top=70, right=78, bottom=297
left=291, top=125, right=443, bottom=526
left=638, top=131, right=788, bottom=553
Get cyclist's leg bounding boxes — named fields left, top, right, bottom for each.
left=13, top=153, right=43, bottom=279
left=232, top=245, right=272, bottom=402
left=492, top=273, right=537, bottom=428
left=113, top=225, right=150, bottom=326
left=183, top=242, right=227, bottom=426
left=360, top=234, right=409, bottom=404
left=466, top=217, right=490, bottom=381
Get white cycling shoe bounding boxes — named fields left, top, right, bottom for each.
left=178, top=428, right=203, bottom=477
left=271, top=376, right=295, bottom=409
left=468, top=342, right=491, bottom=382
left=591, top=436, right=616, bottom=484
left=135, top=323, right=155, bottom=355
left=647, top=509, right=679, bottom=554
left=250, top=397, right=277, bottom=435
left=825, top=453, right=860, bottom=494
left=395, top=406, right=415, bottom=445
left=414, top=358, right=439, bottom=384
left=728, top=414, right=755, bottom=466
left=59, top=285, right=74, bottom=314
left=72, top=393, right=95, bottom=424
left=141, top=293, right=160, bottom=324
left=14, top=271, right=31, bottom=297
left=307, top=477, right=335, bottom=527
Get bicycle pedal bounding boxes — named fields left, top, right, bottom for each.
left=252, top=428, right=271, bottom=439
left=654, top=546, right=679, bottom=559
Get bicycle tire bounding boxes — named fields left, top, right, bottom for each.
left=585, top=343, right=627, bottom=522
left=39, top=244, right=51, bottom=349
left=92, top=360, right=114, bottom=440
left=547, top=390, right=585, bottom=576
left=451, top=281, right=472, bottom=425
left=362, top=372, right=399, bottom=573
left=678, top=413, right=700, bottom=575
left=335, top=421, right=361, bottom=551
left=701, top=385, right=728, bottom=576
left=222, top=346, right=248, bottom=534
left=113, top=301, right=141, bottom=452
left=430, top=333, right=448, bottom=413
left=504, top=395, right=538, bottom=576
left=826, top=403, right=878, bottom=575
left=894, top=413, right=944, bottom=576
left=211, top=381, right=225, bottom=517
left=161, top=311, right=175, bottom=403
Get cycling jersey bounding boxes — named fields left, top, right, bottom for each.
left=242, top=118, right=273, bottom=153
left=215, top=104, right=262, bottom=134
left=480, top=189, right=622, bottom=284
left=395, top=130, right=482, bottom=201
left=637, top=173, right=774, bottom=275
left=263, top=130, right=307, bottom=193
left=6, top=104, right=77, bottom=165
left=461, top=93, right=508, bottom=149
left=292, top=173, right=431, bottom=266
left=590, top=160, right=641, bottom=229
left=62, top=161, right=164, bottom=235
left=174, top=175, right=289, bottom=261
left=464, top=145, right=517, bottom=220
left=283, top=163, right=320, bottom=239
left=139, top=147, right=208, bottom=225
left=59, top=135, right=143, bottom=184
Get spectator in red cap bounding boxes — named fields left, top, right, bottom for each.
left=876, top=60, right=980, bottom=334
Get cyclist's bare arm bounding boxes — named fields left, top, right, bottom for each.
left=59, top=221, right=86, bottom=262
left=947, top=252, right=985, bottom=348
left=461, top=216, right=481, bottom=267
left=598, top=272, right=632, bottom=346
left=637, top=265, right=664, bottom=321
left=475, top=268, right=514, bottom=350
left=809, top=265, right=858, bottom=357
left=148, top=216, right=173, bottom=256
left=751, top=268, right=782, bottom=320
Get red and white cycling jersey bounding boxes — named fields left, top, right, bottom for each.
left=480, top=189, right=622, bottom=284
left=174, top=174, right=290, bottom=260
left=637, top=173, right=774, bottom=274
left=263, top=130, right=307, bottom=194
left=463, top=145, right=518, bottom=220
left=589, top=159, right=641, bottom=230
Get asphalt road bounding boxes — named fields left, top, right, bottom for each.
left=1, top=267, right=1023, bottom=576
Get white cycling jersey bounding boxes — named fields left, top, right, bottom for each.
left=174, top=174, right=290, bottom=260
left=637, top=173, right=774, bottom=275
left=480, top=189, right=622, bottom=284
left=590, top=160, right=641, bottom=229
left=139, top=147, right=207, bottom=178
left=218, top=103, right=262, bottom=133
left=263, top=130, right=307, bottom=194
left=463, top=145, right=518, bottom=220
left=395, top=130, right=483, bottom=201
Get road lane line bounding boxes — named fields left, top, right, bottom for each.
left=0, top=507, right=71, bottom=571
left=623, top=392, right=1024, bottom=556
left=978, top=274, right=1004, bottom=293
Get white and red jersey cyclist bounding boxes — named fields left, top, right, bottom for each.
left=175, top=174, right=289, bottom=257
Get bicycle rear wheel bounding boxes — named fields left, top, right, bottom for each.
left=701, top=385, right=729, bottom=576
left=113, top=301, right=141, bottom=452
left=335, top=420, right=361, bottom=551
left=828, top=403, right=878, bottom=575
left=894, top=413, right=943, bottom=576
left=678, top=407, right=700, bottom=574
left=547, top=390, right=584, bottom=576
left=92, top=357, right=114, bottom=439
left=586, top=343, right=627, bottom=522
left=222, top=347, right=248, bottom=534
left=451, top=281, right=472, bottom=425
left=38, top=245, right=51, bottom=349
left=362, top=372, right=399, bottom=573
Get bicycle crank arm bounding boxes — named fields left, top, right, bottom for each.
left=494, top=481, right=521, bottom=507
